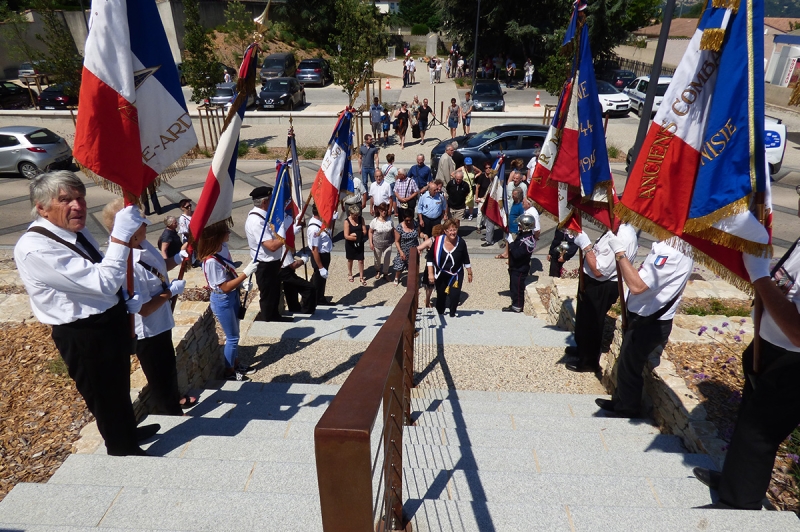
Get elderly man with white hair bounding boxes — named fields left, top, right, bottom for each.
left=15, top=170, right=158, bottom=456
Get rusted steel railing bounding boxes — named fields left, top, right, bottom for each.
left=315, top=247, right=419, bottom=532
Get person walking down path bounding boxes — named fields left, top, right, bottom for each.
left=417, top=98, right=435, bottom=145
left=392, top=211, right=420, bottom=286
left=447, top=98, right=460, bottom=139
left=524, top=58, right=535, bottom=88
left=428, top=57, right=437, bottom=84
left=461, top=92, right=473, bottom=135
left=308, top=204, right=334, bottom=306
left=417, top=224, right=444, bottom=308
left=416, top=179, right=446, bottom=239
left=369, top=97, right=383, bottom=139
left=368, top=202, right=394, bottom=282
left=393, top=102, right=410, bottom=149
left=427, top=219, right=472, bottom=318
left=343, top=204, right=367, bottom=286
left=359, top=134, right=380, bottom=189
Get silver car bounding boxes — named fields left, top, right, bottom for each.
left=208, top=82, right=256, bottom=112
left=0, top=126, right=73, bottom=179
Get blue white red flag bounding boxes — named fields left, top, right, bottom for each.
left=288, top=131, right=304, bottom=219
left=310, top=109, right=354, bottom=228
left=267, top=161, right=297, bottom=251
left=481, top=156, right=508, bottom=231
left=618, top=0, right=770, bottom=289
left=74, top=0, right=196, bottom=196
left=190, top=44, right=260, bottom=241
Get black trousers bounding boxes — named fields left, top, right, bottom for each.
left=509, top=269, right=527, bottom=310
left=574, top=277, right=619, bottom=367
left=612, top=315, right=673, bottom=413
left=136, top=329, right=182, bottom=416
left=435, top=270, right=463, bottom=317
left=548, top=254, right=563, bottom=277
left=51, top=302, right=140, bottom=456
left=311, top=252, right=331, bottom=304
left=719, top=340, right=800, bottom=509
left=280, top=266, right=317, bottom=313
left=255, top=260, right=282, bottom=321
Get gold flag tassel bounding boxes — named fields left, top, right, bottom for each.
left=699, top=28, right=726, bottom=51
left=712, top=0, right=740, bottom=12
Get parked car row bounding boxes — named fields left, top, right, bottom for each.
left=0, top=126, right=73, bottom=179
left=207, top=77, right=307, bottom=112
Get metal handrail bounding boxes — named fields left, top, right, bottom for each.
left=315, top=247, right=419, bottom=532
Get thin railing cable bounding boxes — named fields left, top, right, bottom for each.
left=371, top=389, right=394, bottom=524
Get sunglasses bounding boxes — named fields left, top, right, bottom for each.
left=796, top=184, right=800, bottom=196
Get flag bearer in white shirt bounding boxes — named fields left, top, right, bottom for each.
left=15, top=171, right=156, bottom=456
left=595, top=238, right=693, bottom=418
left=307, top=203, right=334, bottom=306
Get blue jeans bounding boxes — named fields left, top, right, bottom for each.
left=210, top=290, right=240, bottom=368
left=362, top=168, right=375, bottom=186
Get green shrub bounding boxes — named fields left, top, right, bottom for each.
left=607, top=144, right=621, bottom=159
left=411, top=23, right=429, bottom=36
left=238, top=141, right=249, bottom=157
left=454, top=77, right=470, bottom=88
left=48, top=356, right=68, bottom=376
left=301, top=147, right=322, bottom=159
left=257, top=144, right=269, bottom=154
left=308, top=41, right=317, bottom=49
left=281, top=30, right=295, bottom=43
left=683, top=298, right=751, bottom=317
left=297, top=37, right=309, bottom=50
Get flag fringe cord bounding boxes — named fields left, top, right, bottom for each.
left=682, top=196, right=751, bottom=233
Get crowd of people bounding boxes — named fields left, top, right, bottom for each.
left=15, top=164, right=800, bottom=515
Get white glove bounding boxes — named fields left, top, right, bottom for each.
left=742, top=253, right=771, bottom=282
left=606, top=234, right=626, bottom=255
left=294, top=224, right=303, bottom=234
left=123, top=290, right=142, bottom=314
left=243, top=261, right=258, bottom=277
left=319, top=267, right=329, bottom=279
left=573, top=232, right=591, bottom=251
left=172, top=250, right=189, bottom=264
left=241, top=280, right=253, bottom=291
left=299, top=254, right=310, bottom=264
left=168, top=279, right=186, bottom=297
left=332, top=212, right=339, bottom=220
left=111, top=205, right=147, bottom=243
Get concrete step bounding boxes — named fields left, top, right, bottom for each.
left=406, top=500, right=800, bottom=532
left=410, top=387, right=606, bottom=404
left=411, top=411, right=663, bottom=435
left=403, top=468, right=713, bottom=508
left=49, top=454, right=318, bottom=495
left=405, top=425, right=687, bottom=454
left=403, top=444, right=715, bottom=477
left=0, top=483, right=320, bottom=530
left=411, top=395, right=617, bottom=418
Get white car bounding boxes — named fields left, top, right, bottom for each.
left=596, top=80, right=630, bottom=116
left=624, top=76, right=672, bottom=116
left=765, top=115, right=787, bottom=175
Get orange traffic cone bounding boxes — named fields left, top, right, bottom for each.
left=534, top=92, right=541, bottom=107
left=385, top=78, right=391, bottom=90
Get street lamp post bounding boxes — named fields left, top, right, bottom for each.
left=471, top=0, right=481, bottom=88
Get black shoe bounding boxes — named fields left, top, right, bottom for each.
left=693, top=467, right=722, bottom=490
left=481, top=242, right=494, bottom=247
left=136, top=423, right=160, bottom=441
left=564, top=345, right=577, bottom=356
left=502, top=306, right=522, bottom=313
left=595, top=398, right=640, bottom=418
left=565, top=362, right=600, bottom=373
left=266, top=316, right=293, bottom=323
left=317, top=301, right=336, bottom=306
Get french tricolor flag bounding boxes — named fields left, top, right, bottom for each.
left=310, top=109, right=354, bottom=228
left=73, top=0, right=196, bottom=196
left=189, top=44, right=259, bottom=242
left=481, top=155, right=508, bottom=232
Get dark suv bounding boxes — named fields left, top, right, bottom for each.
left=260, top=53, right=297, bottom=82
left=430, top=124, right=547, bottom=175
left=470, top=80, right=506, bottom=112
left=296, top=58, right=332, bottom=86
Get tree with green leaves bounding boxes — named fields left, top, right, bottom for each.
left=31, top=0, right=82, bottom=96
left=329, top=0, right=385, bottom=101
left=398, top=0, right=441, bottom=31
left=222, top=0, right=256, bottom=61
left=0, top=2, right=38, bottom=65
left=183, top=0, right=220, bottom=103
left=273, top=0, right=337, bottom=51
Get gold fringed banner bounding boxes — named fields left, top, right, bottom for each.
left=711, top=0, right=740, bottom=12
left=614, top=203, right=677, bottom=243
left=684, top=224, right=772, bottom=258
left=665, top=236, right=754, bottom=296
left=699, top=28, right=726, bottom=51
left=682, top=195, right=751, bottom=233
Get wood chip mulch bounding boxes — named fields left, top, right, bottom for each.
left=665, top=339, right=800, bottom=512
left=0, top=322, right=92, bottom=502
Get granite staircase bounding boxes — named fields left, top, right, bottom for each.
left=0, top=305, right=798, bottom=531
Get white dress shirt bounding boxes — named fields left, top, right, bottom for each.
left=133, top=240, right=174, bottom=339
left=244, top=207, right=281, bottom=263
left=203, top=243, right=235, bottom=292
left=307, top=217, right=333, bottom=254
left=369, top=180, right=393, bottom=208
left=626, top=241, right=693, bottom=320
left=584, top=223, right=639, bottom=282
left=14, top=218, right=129, bottom=325
left=761, top=244, right=800, bottom=352
left=178, top=213, right=191, bottom=243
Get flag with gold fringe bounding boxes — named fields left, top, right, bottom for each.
left=617, top=0, right=771, bottom=292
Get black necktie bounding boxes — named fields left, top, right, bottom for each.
left=75, top=232, right=103, bottom=264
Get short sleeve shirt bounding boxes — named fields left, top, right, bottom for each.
left=761, top=243, right=800, bottom=352
left=626, top=241, right=693, bottom=320
left=583, top=224, right=638, bottom=282
left=369, top=180, right=393, bottom=207
left=133, top=241, right=174, bottom=339
left=370, top=104, right=383, bottom=123
left=203, top=244, right=235, bottom=292
left=461, top=101, right=472, bottom=116
left=360, top=144, right=379, bottom=169
left=244, top=207, right=281, bottom=263
left=307, top=219, right=333, bottom=253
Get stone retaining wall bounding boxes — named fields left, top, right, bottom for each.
left=132, top=301, right=223, bottom=419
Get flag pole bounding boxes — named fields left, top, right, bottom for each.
left=627, top=0, right=677, bottom=177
